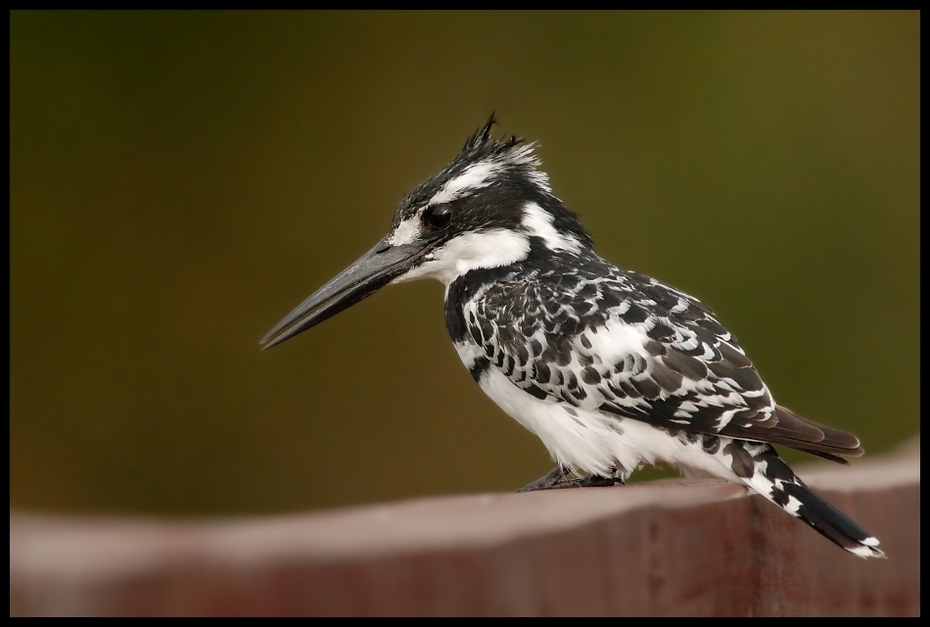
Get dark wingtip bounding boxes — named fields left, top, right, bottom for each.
left=770, top=405, right=865, bottom=460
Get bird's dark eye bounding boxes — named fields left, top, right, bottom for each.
left=425, top=204, right=452, bottom=229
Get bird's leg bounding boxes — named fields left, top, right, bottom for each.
left=556, top=474, right=624, bottom=489
left=550, top=465, right=627, bottom=489
left=518, top=466, right=568, bottom=493
left=518, top=466, right=626, bottom=492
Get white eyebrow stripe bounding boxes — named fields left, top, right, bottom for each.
left=429, top=160, right=502, bottom=205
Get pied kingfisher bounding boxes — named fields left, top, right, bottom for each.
left=262, top=115, right=883, bottom=559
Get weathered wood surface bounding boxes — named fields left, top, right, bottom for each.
left=10, top=441, right=919, bottom=616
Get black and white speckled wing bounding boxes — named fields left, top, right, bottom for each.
left=459, top=253, right=863, bottom=461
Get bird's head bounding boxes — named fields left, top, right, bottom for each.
left=261, top=114, right=592, bottom=349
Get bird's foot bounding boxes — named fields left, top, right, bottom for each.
left=554, top=474, right=625, bottom=489
left=518, top=466, right=567, bottom=493
left=518, top=466, right=625, bottom=492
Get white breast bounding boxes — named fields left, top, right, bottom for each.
left=455, top=342, right=740, bottom=481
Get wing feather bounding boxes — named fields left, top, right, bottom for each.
left=464, top=258, right=862, bottom=462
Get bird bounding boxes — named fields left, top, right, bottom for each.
left=261, top=114, right=883, bottom=559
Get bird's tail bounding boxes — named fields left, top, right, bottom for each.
left=736, top=441, right=884, bottom=559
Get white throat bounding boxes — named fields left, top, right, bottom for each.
left=392, top=229, right=530, bottom=287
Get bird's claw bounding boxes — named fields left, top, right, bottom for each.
left=518, top=467, right=625, bottom=492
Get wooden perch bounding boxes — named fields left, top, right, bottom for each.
left=10, top=440, right=919, bottom=616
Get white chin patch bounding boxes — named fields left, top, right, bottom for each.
left=393, top=229, right=530, bottom=286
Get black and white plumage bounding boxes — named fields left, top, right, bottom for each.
left=262, top=115, right=883, bottom=559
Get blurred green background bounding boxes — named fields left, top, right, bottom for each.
left=11, top=11, right=919, bottom=516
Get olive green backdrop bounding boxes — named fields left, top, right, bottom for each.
left=11, top=11, right=919, bottom=516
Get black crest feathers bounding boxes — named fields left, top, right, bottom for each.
left=463, top=113, right=523, bottom=156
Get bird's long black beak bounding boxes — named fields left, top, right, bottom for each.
left=261, top=236, right=429, bottom=350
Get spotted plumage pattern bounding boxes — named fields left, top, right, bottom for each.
left=262, top=114, right=883, bottom=559
left=447, top=246, right=862, bottom=464
left=444, top=232, right=879, bottom=558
